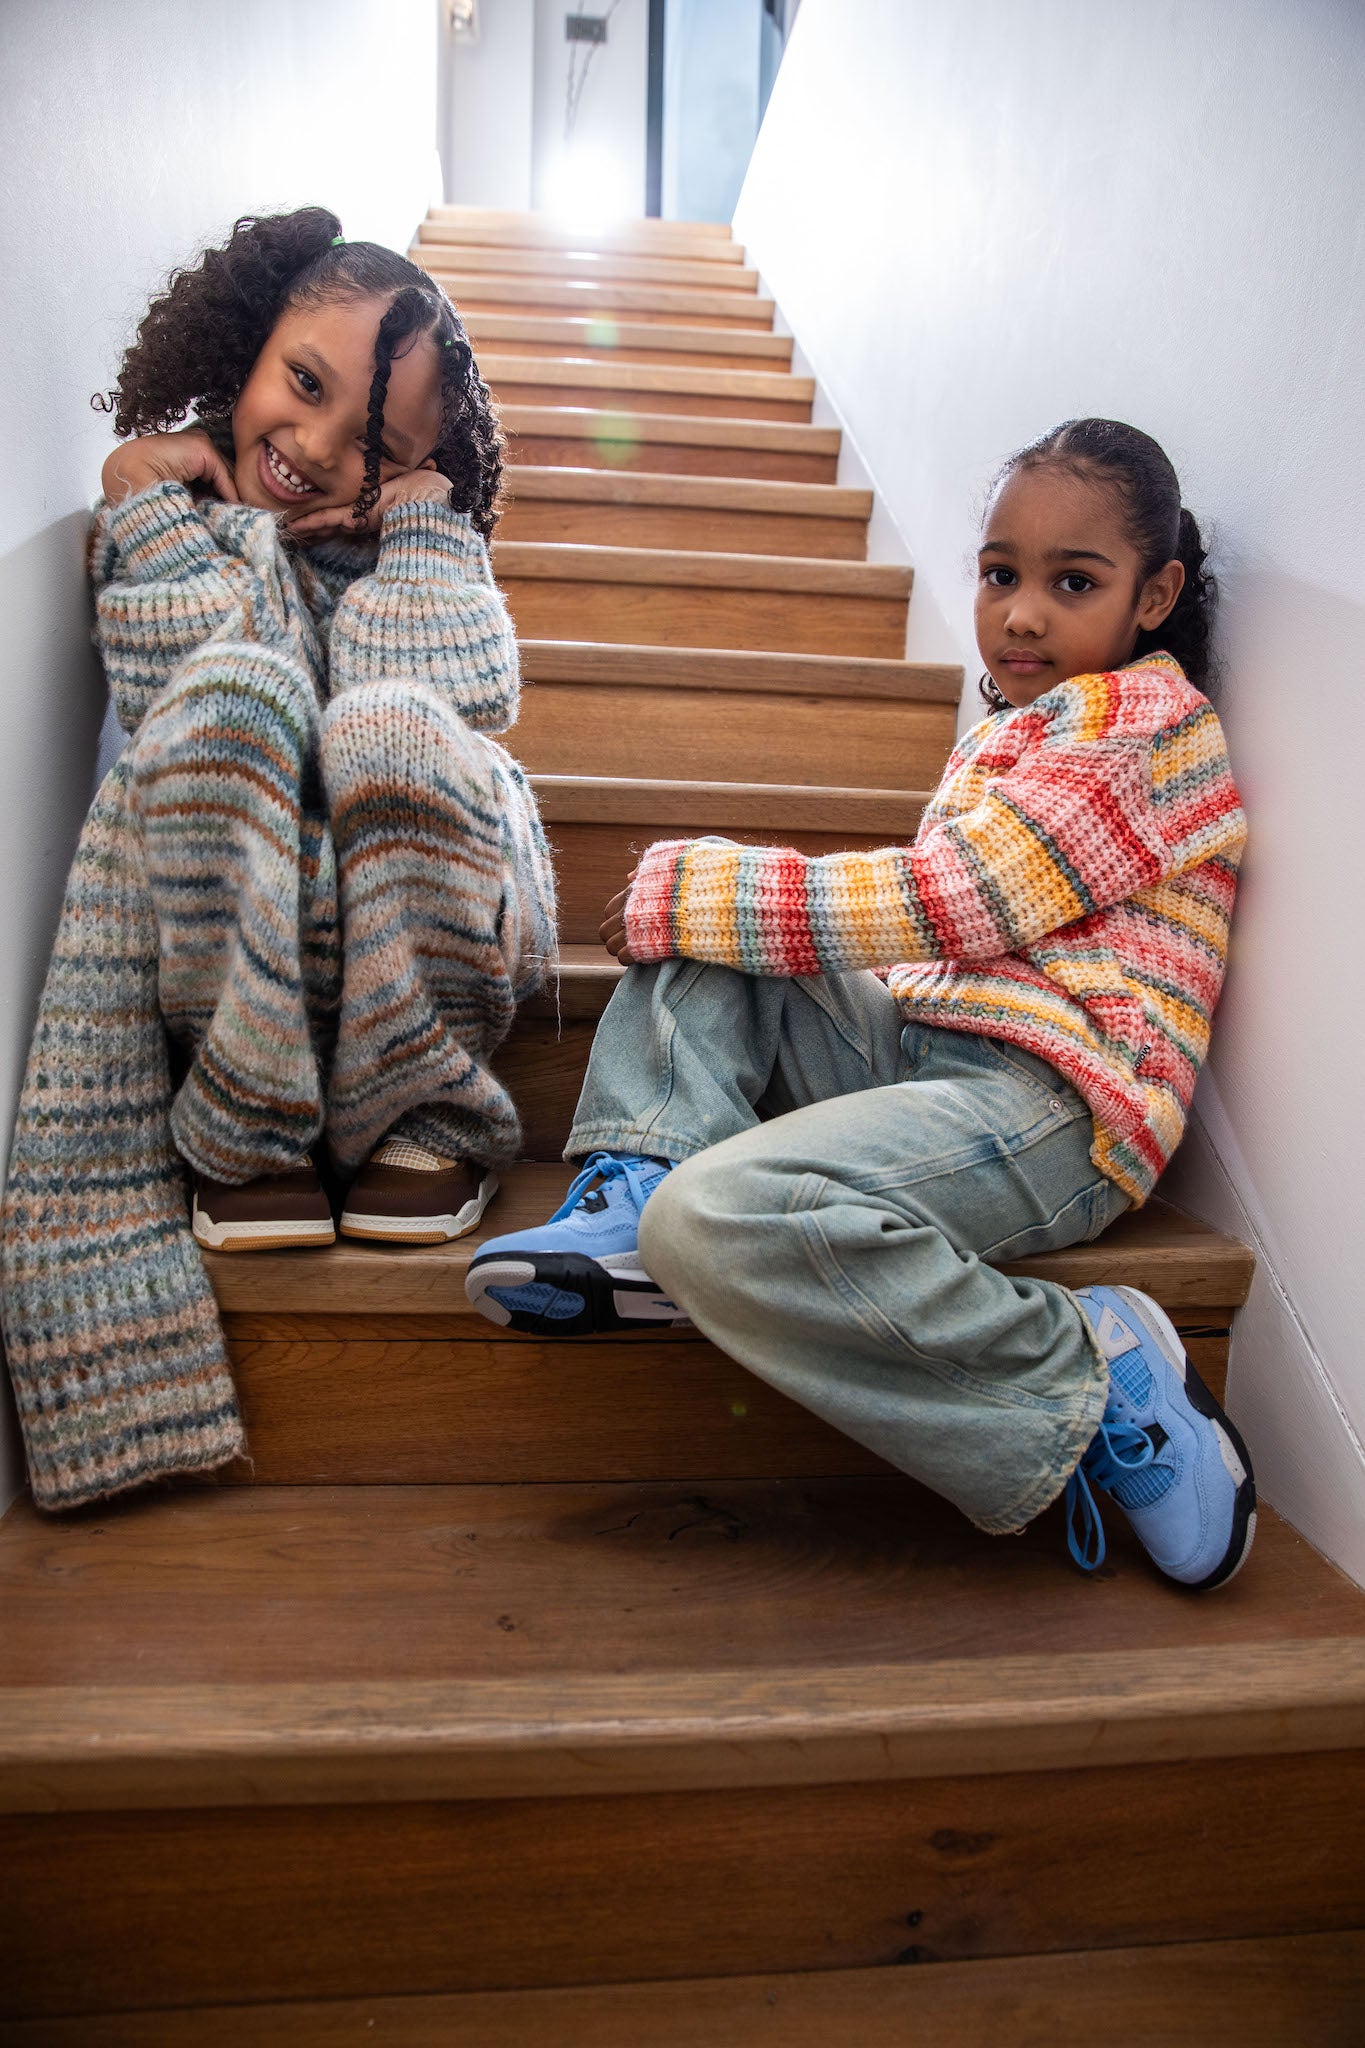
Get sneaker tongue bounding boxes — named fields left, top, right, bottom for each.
left=371, top=1137, right=456, bottom=1172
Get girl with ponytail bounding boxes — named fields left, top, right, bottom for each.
left=0, top=208, right=558, bottom=1510
left=468, top=416, right=1257, bottom=1595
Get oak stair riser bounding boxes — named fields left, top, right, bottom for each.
left=416, top=244, right=761, bottom=291
left=501, top=407, right=840, bottom=484
left=490, top=378, right=810, bottom=423
left=210, top=1324, right=1234, bottom=1486
left=465, top=312, right=795, bottom=369
left=494, top=548, right=912, bottom=660
left=439, top=277, right=774, bottom=327
left=500, top=497, right=867, bottom=558
left=7, top=1936, right=1364, bottom=2047
left=510, top=685, right=956, bottom=787
left=3, top=1749, right=1362, bottom=2019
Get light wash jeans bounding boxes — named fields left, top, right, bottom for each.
left=567, top=961, right=1130, bottom=1534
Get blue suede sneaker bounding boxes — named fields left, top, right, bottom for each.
left=1065, top=1285, right=1256, bottom=1588
left=465, top=1151, right=686, bottom=1336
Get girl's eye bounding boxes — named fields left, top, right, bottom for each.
left=982, top=565, right=1015, bottom=587
left=292, top=366, right=322, bottom=398
left=1058, top=573, right=1094, bottom=595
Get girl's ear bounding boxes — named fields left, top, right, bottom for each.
left=1137, top=558, right=1185, bottom=631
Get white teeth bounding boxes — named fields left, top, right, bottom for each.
left=266, top=443, right=313, bottom=494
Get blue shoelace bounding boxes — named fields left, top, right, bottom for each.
left=1064, top=1414, right=1157, bottom=1570
left=549, top=1150, right=671, bottom=1226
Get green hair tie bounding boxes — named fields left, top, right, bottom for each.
left=331, top=234, right=345, bottom=247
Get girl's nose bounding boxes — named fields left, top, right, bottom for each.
left=1004, top=590, right=1047, bottom=636
left=294, top=422, right=342, bottom=474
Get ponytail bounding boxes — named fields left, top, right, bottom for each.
left=1133, top=504, right=1216, bottom=691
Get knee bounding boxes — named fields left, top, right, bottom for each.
left=133, top=644, right=317, bottom=772
left=321, top=681, right=490, bottom=807
left=638, top=1142, right=771, bottom=1308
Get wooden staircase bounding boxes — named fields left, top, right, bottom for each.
left=1, top=205, right=1362, bottom=2044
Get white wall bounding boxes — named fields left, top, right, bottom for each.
left=0, top=0, right=438, bottom=1513
left=736, top=0, right=1365, bottom=1581
left=441, top=0, right=537, bottom=208
left=663, top=0, right=761, bottom=224
left=530, top=0, right=649, bottom=216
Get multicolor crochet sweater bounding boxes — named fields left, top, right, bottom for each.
left=0, top=481, right=545, bottom=1510
left=625, top=656, right=1245, bottom=1201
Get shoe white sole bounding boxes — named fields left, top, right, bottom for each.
left=338, top=1172, right=499, bottom=1246
left=192, top=1201, right=336, bottom=1253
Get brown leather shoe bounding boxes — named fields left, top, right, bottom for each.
left=191, top=1155, right=336, bottom=1253
left=339, top=1137, right=499, bottom=1246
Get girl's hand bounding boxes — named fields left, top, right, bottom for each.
left=101, top=429, right=239, bottom=507
left=284, top=462, right=454, bottom=543
left=600, top=872, right=639, bottom=964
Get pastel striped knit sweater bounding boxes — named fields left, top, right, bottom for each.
left=624, top=656, right=1245, bottom=1201
left=1, top=481, right=554, bottom=1510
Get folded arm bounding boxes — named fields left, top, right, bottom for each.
left=624, top=711, right=1244, bottom=974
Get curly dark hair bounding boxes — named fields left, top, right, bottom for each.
left=92, top=206, right=504, bottom=539
left=979, top=417, right=1217, bottom=712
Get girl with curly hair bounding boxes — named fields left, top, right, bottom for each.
left=0, top=207, right=556, bottom=1510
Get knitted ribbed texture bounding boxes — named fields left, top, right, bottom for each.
left=323, top=678, right=554, bottom=1171
left=0, top=762, right=244, bottom=1507
left=624, top=658, right=1245, bottom=1202
left=1, top=482, right=554, bottom=1509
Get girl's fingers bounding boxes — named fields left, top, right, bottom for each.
left=204, top=448, right=240, bottom=502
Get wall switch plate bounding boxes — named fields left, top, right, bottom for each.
left=566, top=14, right=608, bottom=43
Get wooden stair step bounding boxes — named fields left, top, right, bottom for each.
left=502, top=404, right=838, bottom=482
left=511, top=635, right=957, bottom=786
left=207, top=1316, right=1238, bottom=1487
left=3, top=1478, right=1362, bottom=2017
left=0, top=1478, right=1349, bottom=1758
left=501, top=466, right=867, bottom=555
left=427, top=271, right=774, bottom=328
left=9, top=1935, right=1363, bottom=2046
left=481, top=354, right=814, bottom=422
left=528, top=775, right=929, bottom=940
left=417, top=242, right=760, bottom=292
left=426, top=205, right=734, bottom=251
left=518, top=639, right=962, bottom=704
left=200, top=1163, right=1254, bottom=1319
left=495, top=543, right=911, bottom=657
left=465, top=310, right=794, bottom=370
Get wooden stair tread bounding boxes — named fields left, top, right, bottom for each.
left=523, top=941, right=621, bottom=1018
left=464, top=311, right=794, bottom=363
left=481, top=355, right=814, bottom=405
left=518, top=638, right=961, bottom=702
left=199, top=1168, right=1254, bottom=1315
left=416, top=244, right=761, bottom=290
left=495, top=540, right=911, bottom=598
left=508, top=468, right=866, bottom=518
left=1, top=1477, right=1360, bottom=1810
left=421, top=220, right=744, bottom=261
left=501, top=404, right=838, bottom=453
left=430, top=274, right=774, bottom=324
left=529, top=774, right=928, bottom=831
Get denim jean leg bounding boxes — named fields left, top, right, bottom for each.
left=637, top=1027, right=1122, bottom=1535
left=567, top=961, right=909, bottom=1162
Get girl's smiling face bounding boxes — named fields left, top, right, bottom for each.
left=975, top=465, right=1185, bottom=707
left=230, top=292, right=444, bottom=519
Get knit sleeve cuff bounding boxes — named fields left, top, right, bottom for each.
left=95, top=479, right=226, bottom=584
left=374, top=500, right=490, bottom=584
left=624, top=836, right=802, bottom=971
